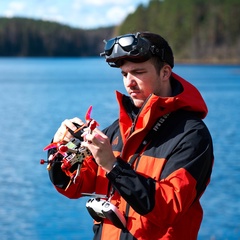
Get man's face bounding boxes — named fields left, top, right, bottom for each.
left=120, top=60, right=164, bottom=108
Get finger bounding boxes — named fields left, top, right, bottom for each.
left=70, top=117, right=84, bottom=126
left=93, top=133, right=105, bottom=143
left=92, top=128, right=108, bottom=141
left=81, top=131, right=88, bottom=141
left=81, top=141, right=88, bottom=148
left=85, top=132, right=105, bottom=146
left=53, top=129, right=72, bottom=142
left=53, top=120, right=74, bottom=142
left=62, top=119, right=78, bottom=131
left=85, top=133, right=94, bottom=143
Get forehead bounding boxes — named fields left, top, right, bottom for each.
left=120, top=59, right=153, bottom=72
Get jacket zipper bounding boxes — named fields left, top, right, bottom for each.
left=127, top=93, right=153, bottom=137
left=120, top=94, right=153, bottom=225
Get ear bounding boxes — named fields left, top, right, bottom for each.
left=161, top=64, right=172, bottom=81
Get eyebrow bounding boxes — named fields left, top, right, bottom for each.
left=121, top=67, right=146, bottom=75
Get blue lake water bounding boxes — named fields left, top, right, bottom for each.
left=0, top=57, right=239, bottom=240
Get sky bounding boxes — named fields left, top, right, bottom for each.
left=0, top=0, right=149, bottom=29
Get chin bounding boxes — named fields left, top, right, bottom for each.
left=133, top=99, right=144, bottom=108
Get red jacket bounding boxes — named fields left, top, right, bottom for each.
left=49, top=72, right=213, bottom=239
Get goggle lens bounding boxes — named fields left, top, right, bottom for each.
left=104, top=38, right=115, bottom=52
left=118, top=35, right=135, bottom=50
left=104, top=34, right=136, bottom=54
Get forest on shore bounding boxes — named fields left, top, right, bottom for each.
left=0, top=0, right=239, bottom=63
left=0, top=17, right=114, bottom=57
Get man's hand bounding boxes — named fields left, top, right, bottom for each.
left=81, top=128, right=116, bottom=173
left=53, top=117, right=84, bottom=143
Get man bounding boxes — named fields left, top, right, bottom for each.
left=48, top=32, right=214, bottom=239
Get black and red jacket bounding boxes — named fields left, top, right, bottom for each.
left=49, top=72, right=214, bottom=240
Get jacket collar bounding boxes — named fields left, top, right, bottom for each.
left=115, top=72, right=208, bottom=158
left=116, top=72, right=207, bottom=122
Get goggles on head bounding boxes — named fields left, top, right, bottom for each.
left=100, top=32, right=162, bottom=68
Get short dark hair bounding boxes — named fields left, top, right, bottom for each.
left=139, top=32, right=174, bottom=69
left=149, top=56, right=166, bottom=74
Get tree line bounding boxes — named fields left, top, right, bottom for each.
left=0, top=0, right=240, bottom=63
left=0, top=17, right=114, bottom=57
left=118, top=0, right=240, bottom=63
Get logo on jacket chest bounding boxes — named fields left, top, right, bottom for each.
left=112, top=136, right=119, bottom=146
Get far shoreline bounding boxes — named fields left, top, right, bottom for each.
left=175, top=58, right=240, bottom=66
left=0, top=56, right=239, bottom=66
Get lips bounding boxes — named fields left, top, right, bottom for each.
left=129, top=90, right=141, bottom=97
left=130, top=92, right=139, bottom=98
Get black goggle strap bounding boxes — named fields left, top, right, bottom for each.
left=150, top=45, right=165, bottom=61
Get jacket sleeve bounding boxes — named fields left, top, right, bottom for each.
left=106, top=121, right=213, bottom=224
left=107, top=159, right=156, bottom=215
left=48, top=147, right=98, bottom=199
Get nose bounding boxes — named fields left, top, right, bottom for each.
left=124, top=73, right=137, bottom=88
